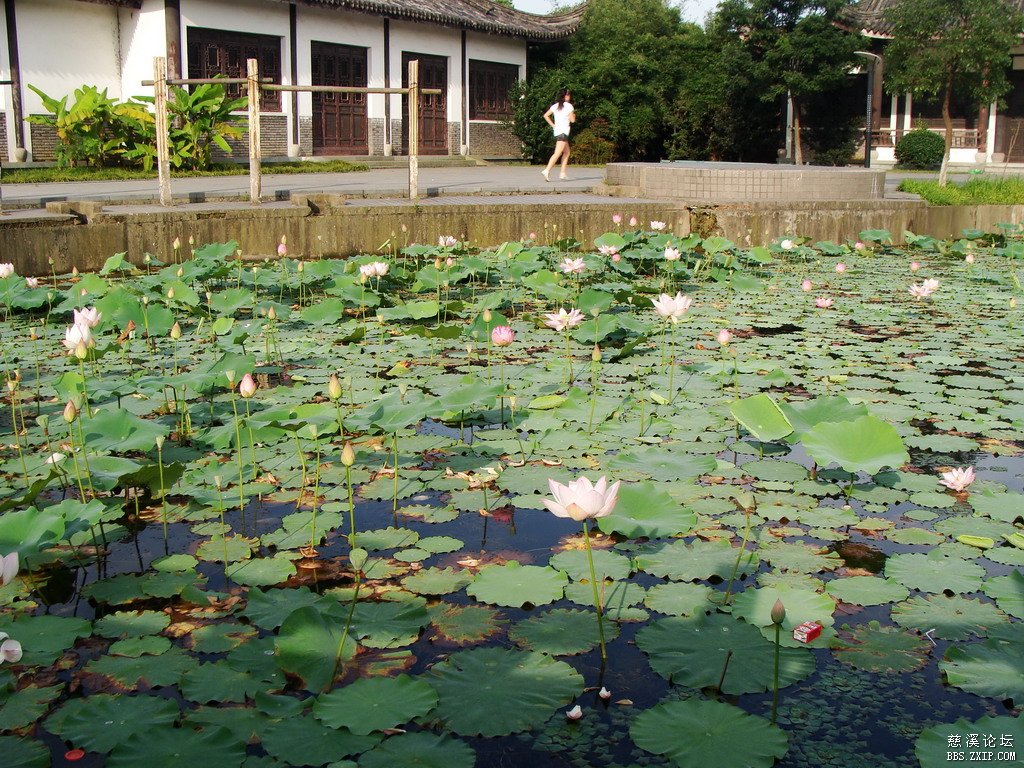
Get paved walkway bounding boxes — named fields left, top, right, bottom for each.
left=2, top=163, right=1022, bottom=210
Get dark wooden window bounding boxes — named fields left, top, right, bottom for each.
left=187, top=27, right=282, bottom=111
left=469, top=60, right=518, bottom=120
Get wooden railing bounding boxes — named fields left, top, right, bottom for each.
left=867, top=128, right=979, bottom=149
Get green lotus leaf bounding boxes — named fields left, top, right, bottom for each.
left=598, top=482, right=698, bottom=539
left=983, top=571, right=1024, bottom=619
left=631, top=698, right=788, bottom=768
left=275, top=605, right=357, bottom=692
left=47, top=694, right=179, bottom=753
left=891, top=595, right=1008, bottom=640
left=824, top=576, right=909, bottom=606
left=427, top=603, right=507, bottom=644
left=429, top=647, right=583, bottom=736
left=509, top=608, right=619, bottom=655
left=80, top=408, right=168, bottom=452
left=636, top=539, right=757, bottom=581
left=941, top=636, right=1024, bottom=704
left=0, top=614, right=91, bottom=666
left=884, top=553, right=985, bottom=594
left=730, top=393, right=793, bottom=442
left=831, top=620, right=930, bottom=673
left=606, top=447, right=717, bottom=481
left=0, top=685, right=64, bottom=732
left=0, top=735, right=49, bottom=768
left=357, top=732, right=476, bottom=768
left=643, top=582, right=714, bottom=616
left=780, top=396, right=870, bottom=436
left=467, top=561, right=567, bottom=608
left=801, top=415, right=909, bottom=475
left=313, top=674, right=437, bottom=734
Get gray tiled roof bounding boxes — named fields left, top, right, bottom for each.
left=841, top=0, right=1024, bottom=37
left=290, top=0, right=585, bottom=41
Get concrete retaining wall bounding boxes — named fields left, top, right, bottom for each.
left=4, top=197, right=1023, bottom=276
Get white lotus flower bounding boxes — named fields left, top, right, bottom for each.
left=560, top=257, right=587, bottom=275
left=0, top=264, right=14, bottom=278
left=0, top=633, right=22, bottom=664
left=73, top=307, right=102, bottom=328
left=939, top=467, right=975, bottom=493
left=0, top=553, right=17, bottom=587
left=651, top=292, right=693, bottom=323
left=62, top=323, right=93, bottom=353
left=543, top=308, right=585, bottom=332
left=543, top=475, right=621, bottom=521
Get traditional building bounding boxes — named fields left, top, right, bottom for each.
left=840, top=0, right=1024, bottom=165
left=0, top=0, right=582, bottom=163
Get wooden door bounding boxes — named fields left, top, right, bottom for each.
left=311, top=42, right=368, bottom=155
left=401, top=53, right=447, bottom=155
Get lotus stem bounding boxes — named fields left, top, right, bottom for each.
left=77, top=358, right=91, bottom=417
left=215, top=480, right=228, bottom=574
left=392, top=432, right=400, bottom=514
left=9, top=388, right=29, bottom=490
left=564, top=329, right=573, bottom=387
left=772, top=622, right=781, bottom=724
left=309, top=434, right=321, bottom=552
left=244, top=398, right=258, bottom=483
left=588, top=358, right=600, bottom=435
left=330, top=568, right=361, bottom=691
left=76, top=418, right=96, bottom=500
left=668, top=320, right=676, bottom=404
left=345, top=463, right=356, bottom=548
left=157, top=442, right=169, bottom=545
left=229, top=390, right=245, bottom=513
left=722, top=507, right=753, bottom=606
left=66, top=422, right=86, bottom=500
left=583, top=520, right=607, bottom=662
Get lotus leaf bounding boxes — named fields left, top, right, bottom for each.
left=801, top=415, right=909, bottom=475
left=509, top=608, right=619, bottom=655
left=941, top=636, right=1024, bottom=703
left=891, top=595, right=1008, bottom=640
left=831, top=621, right=929, bottom=673
left=313, top=674, right=437, bottom=734
left=357, top=732, right=476, bottom=768
left=467, top=561, right=567, bottom=607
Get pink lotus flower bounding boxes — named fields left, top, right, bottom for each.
left=597, top=244, right=619, bottom=257
left=528, top=232, right=537, bottom=240
left=277, top=242, right=288, bottom=257
left=73, top=307, right=102, bottom=328
left=801, top=279, right=812, bottom=292
left=62, top=323, right=92, bottom=352
left=835, top=263, right=847, bottom=274
left=939, top=467, right=975, bottom=492
left=651, top=292, right=693, bottom=323
left=0, top=633, right=22, bottom=664
left=717, top=329, right=732, bottom=346
left=239, top=373, right=258, bottom=398
left=438, top=235, right=458, bottom=248
left=612, top=253, right=621, bottom=263
left=25, top=277, right=39, bottom=289
left=598, top=687, right=611, bottom=700
left=0, top=552, right=17, bottom=587
left=909, top=279, right=939, bottom=299
left=544, top=475, right=621, bottom=521
left=854, top=241, right=866, bottom=250
left=0, top=264, right=14, bottom=279
left=544, top=308, right=585, bottom=331
left=965, top=253, right=975, bottom=264
left=628, top=217, right=638, bottom=227
left=565, top=705, right=583, bottom=721
left=491, top=325, right=515, bottom=346
left=664, top=247, right=681, bottom=262
left=815, top=297, right=833, bottom=309
left=560, top=257, right=587, bottom=275
left=445, top=257, right=454, bottom=267
left=612, top=214, right=622, bottom=224
left=910, top=261, right=921, bottom=272
left=650, top=220, right=667, bottom=231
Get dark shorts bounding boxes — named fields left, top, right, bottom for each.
left=554, top=133, right=570, bottom=143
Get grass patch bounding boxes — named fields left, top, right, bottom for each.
left=898, top=177, right=1024, bottom=205
left=2, top=159, right=367, bottom=184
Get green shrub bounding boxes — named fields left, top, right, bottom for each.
left=570, top=117, right=615, bottom=165
left=895, top=128, right=945, bottom=169
left=897, top=177, right=1024, bottom=205
left=811, top=145, right=855, bottom=166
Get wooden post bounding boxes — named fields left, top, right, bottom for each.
left=153, top=57, right=172, bottom=207
left=408, top=59, right=419, bottom=200
left=247, top=58, right=262, bottom=205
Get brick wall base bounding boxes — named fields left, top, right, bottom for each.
left=298, top=117, right=313, bottom=157
left=214, top=114, right=289, bottom=161
left=368, top=118, right=386, bottom=156
left=29, top=121, right=59, bottom=162
left=448, top=122, right=460, bottom=155
left=0, top=114, right=8, bottom=160
left=469, top=122, right=521, bottom=159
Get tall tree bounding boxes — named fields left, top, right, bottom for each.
left=885, top=0, right=1024, bottom=185
left=714, top=0, right=859, bottom=164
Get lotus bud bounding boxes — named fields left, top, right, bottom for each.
left=173, top=237, right=181, bottom=250
left=1, top=552, right=19, bottom=587
left=144, top=253, right=152, bottom=264
left=401, top=224, right=407, bottom=233
left=592, top=344, right=601, bottom=363
left=63, top=400, right=78, bottom=423
left=72, top=266, right=79, bottom=276
left=142, top=295, right=149, bottom=305
left=508, top=396, right=517, bottom=410
left=598, top=687, right=611, bottom=700
left=328, top=374, right=343, bottom=401
left=297, top=261, right=304, bottom=272
left=771, top=598, right=786, bottom=626
left=277, top=242, right=288, bottom=257
left=565, top=705, right=583, bottom=721
left=398, top=382, right=409, bottom=397
left=214, top=475, right=223, bottom=489
left=6, top=378, right=14, bottom=393
left=73, top=341, right=88, bottom=360
left=434, top=257, right=443, bottom=270
left=267, top=305, right=277, bottom=321
left=341, top=442, right=356, bottom=467
left=29, top=328, right=38, bottom=341
left=155, top=435, right=165, bottom=450
left=717, top=329, right=732, bottom=346
left=239, top=373, right=257, bottom=399
left=188, top=235, right=195, bottom=247
left=206, top=291, right=212, bottom=303
left=1012, top=297, right=1018, bottom=309
left=483, top=309, right=492, bottom=323
left=225, top=370, right=237, bottom=388
left=48, top=256, right=55, bottom=266
left=167, top=288, right=175, bottom=300
left=176, top=266, right=184, bottom=278
left=170, top=322, right=182, bottom=340
left=280, top=235, right=287, bottom=245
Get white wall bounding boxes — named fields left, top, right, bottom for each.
left=389, top=20, right=462, bottom=124
left=18, top=0, right=122, bottom=112
left=295, top=6, right=384, bottom=121
left=0, top=1, right=10, bottom=159
left=118, top=0, right=165, bottom=100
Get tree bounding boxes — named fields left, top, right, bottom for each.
left=712, top=0, right=860, bottom=165
left=884, top=0, right=1024, bottom=185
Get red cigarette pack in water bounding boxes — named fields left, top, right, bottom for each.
left=792, top=621, right=822, bottom=643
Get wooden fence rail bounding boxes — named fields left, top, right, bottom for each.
left=146, top=57, right=442, bottom=207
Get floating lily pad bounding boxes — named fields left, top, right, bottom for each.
left=983, top=571, right=1024, bottom=618
left=357, top=732, right=475, bottom=768
left=259, top=715, right=381, bottom=765
left=467, top=561, right=567, bottom=608
left=831, top=621, right=929, bottom=673
left=631, top=697, right=788, bottom=768
left=509, top=608, right=619, bottom=655
left=891, top=595, right=1008, bottom=640
left=597, top=482, right=698, bottom=539
left=549, top=548, right=633, bottom=582
left=313, top=674, right=437, bottom=734
left=941, top=636, right=1024, bottom=704
left=644, top=582, right=714, bottom=616
left=428, top=603, right=506, bottom=644
left=825, top=576, right=909, bottom=606
left=47, top=694, right=180, bottom=754
left=429, top=647, right=583, bottom=736
left=401, top=566, right=473, bottom=595
left=884, top=553, right=986, bottom=594
left=636, top=539, right=755, bottom=581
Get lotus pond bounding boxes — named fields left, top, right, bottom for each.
left=0, top=225, right=1023, bottom=768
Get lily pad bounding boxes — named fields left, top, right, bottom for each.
left=597, top=482, right=698, bottom=539
left=313, top=674, right=437, bottom=735
left=884, top=553, right=986, bottom=594
left=831, top=621, right=929, bottom=673
left=509, top=608, right=619, bottom=655
left=941, top=636, right=1024, bottom=704
left=467, top=561, right=567, bottom=608
left=891, top=595, right=1008, bottom=640
left=357, top=732, right=476, bottom=768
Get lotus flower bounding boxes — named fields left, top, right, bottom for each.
left=717, top=329, right=732, bottom=346
left=612, top=214, right=622, bottom=224
left=369, top=261, right=389, bottom=277
left=0, top=634, right=22, bottom=664
left=544, top=308, right=585, bottom=332
left=62, top=323, right=92, bottom=353
left=277, top=242, right=288, bottom=257
left=780, top=239, right=794, bottom=250
left=835, top=262, right=847, bottom=274
left=491, top=326, right=515, bottom=346
left=0, top=264, right=14, bottom=278
left=0, top=552, right=17, bottom=587
left=965, top=253, right=975, bottom=264
left=239, top=373, right=258, bottom=398
left=598, top=687, right=612, bottom=700
left=597, top=244, right=619, bottom=257
left=909, top=280, right=938, bottom=299
left=815, top=297, right=833, bottom=309
left=544, top=476, right=620, bottom=522
left=565, top=705, right=583, bottom=721
left=650, top=220, right=667, bottom=231
left=910, top=261, right=922, bottom=272
left=854, top=241, right=866, bottom=251
left=438, top=235, right=458, bottom=247
left=664, top=246, right=681, bottom=261
left=25, top=277, right=39, bottom=289
left=651, top=292, right=693, bottom=323
left=45, top=453, right=66, bottom=466
left=560, top=257, right=587, bottom=275
left=628, top=216, right=638, bottom=227
left=801, top=279, right=812, bottom=292
left=328, top=374, right=343, bottom=401
left=939, top=466, right=975, bottom=493
left=73, top=307, right=101, bottom=328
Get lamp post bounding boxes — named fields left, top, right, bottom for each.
left=855, top=51, right=882, bottom=168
